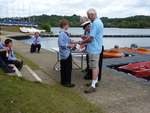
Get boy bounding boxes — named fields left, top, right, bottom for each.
left=4, top=39, right=23, bottom=70
left=58, top=19, right=76, bottom=88
left=30, top=32, right=41, bottom=53
left=81, top=20, right=92, bottom=80
left=0, top=39, right=15, bottom=73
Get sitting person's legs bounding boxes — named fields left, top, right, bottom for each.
left=0, top=56, right=15, bottom=73
left=7, top=60, right=23, bottom=71
left=30, top=44, right=36, bottom=53
left=36, top=44, right=41, bottom=53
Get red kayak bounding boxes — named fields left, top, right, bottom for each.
left=118, top=61, right=150, bottom=80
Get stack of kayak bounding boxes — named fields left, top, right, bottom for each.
left=118, top=61, right=150, bottom=80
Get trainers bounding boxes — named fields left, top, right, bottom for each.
left=86, top=82, right=99, bottom=87
left=84, top=87, right=96, bottom=94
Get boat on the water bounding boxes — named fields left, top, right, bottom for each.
left=118, top=61, right=150, bottom=80
left=103, top=50, right=124, bottom=58
left=20, top=27, right=45, bottom=33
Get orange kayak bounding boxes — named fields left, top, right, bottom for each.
left=136, top=48, right=150, bottom=54
left=113, top=48, right=136, bottom=53
left=103, top=50, right=124, bottom=58
left=113, top=48, right=150, bottom=55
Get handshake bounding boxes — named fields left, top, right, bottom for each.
left=68, top=35, right=89, bottom=51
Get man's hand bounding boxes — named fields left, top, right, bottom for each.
left=80, top=36, right=92, bottom=45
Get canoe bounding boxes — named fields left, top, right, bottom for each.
left=118, top=61, right=150, bottom=79
left=103, top=50, right=124, bottom=58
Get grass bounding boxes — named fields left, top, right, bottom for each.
left=15, top=52, right=39, bottom=70
left=0, top=69, right=104, bottom=113
left=0, top=26, right=20, bottom=32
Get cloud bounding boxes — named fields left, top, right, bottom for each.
left=0, top=0, right=150, bottom=17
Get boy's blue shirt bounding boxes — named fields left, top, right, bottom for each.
left=32, top=36, right=41, bottom=45
left=58, top=31, right=71, bottom=60
left=8, top=48, right=17, bottom=61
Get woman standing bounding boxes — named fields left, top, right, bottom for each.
left=58, top=19, right=76, bottom=88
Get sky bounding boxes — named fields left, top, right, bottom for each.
left=0, top=0, right=150, bottom=18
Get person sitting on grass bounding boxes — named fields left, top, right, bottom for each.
left=30, top=32, right=41, bottom=53
left=58, top=19, right=76, bottom=88
left=4, top=39, right=23, bottom=71
left=0, top=39, right=15, bottom=73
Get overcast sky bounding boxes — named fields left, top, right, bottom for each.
left=0, top=0, right=150, bottom=18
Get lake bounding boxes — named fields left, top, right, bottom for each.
left=23, top=27, right=150, bottom=51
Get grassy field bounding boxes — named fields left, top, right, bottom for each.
left=0, top=69, right=104, bottom=113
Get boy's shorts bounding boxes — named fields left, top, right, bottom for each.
left=88, top=54, right=99, bottom=69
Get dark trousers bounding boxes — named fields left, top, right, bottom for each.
left=30, top=44, right=41, bottom=53
left=60, top=55, right=72, bottom=85
left=85, top=46, right=104, bottom=81
left=98, top=46, right=104, bottom=81
left=7, top=60, right=23, bottom=70
left=0, top=56, right=10, bottom=72
left=0, top=51, right=12, bottom=72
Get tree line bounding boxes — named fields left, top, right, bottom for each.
left=1, top=15, right=150, bottom=32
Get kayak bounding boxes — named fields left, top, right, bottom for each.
left=118, top=61, right=150, bottom=80
left=136, top=48, right=150, bottom=54
left=113, top=48, right=150, bottom=55
left=103, top=50, right=124, bottom=58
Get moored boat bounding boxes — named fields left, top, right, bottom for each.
left=136, top=48, right=150, bottom=54
left=103, top=50, right=124, bottom=58
left=113, top=48, right=150, bottom=55
left=20, top=27, right=45, bottom=33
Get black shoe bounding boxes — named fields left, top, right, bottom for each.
left=86, top=82, right=99, bottom=87
left=84, top=87, right=96, bottom=94
left=62, top=84, right=75, bottom=88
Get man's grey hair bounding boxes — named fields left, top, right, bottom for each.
left=87, top=8, right=97, bottom=14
